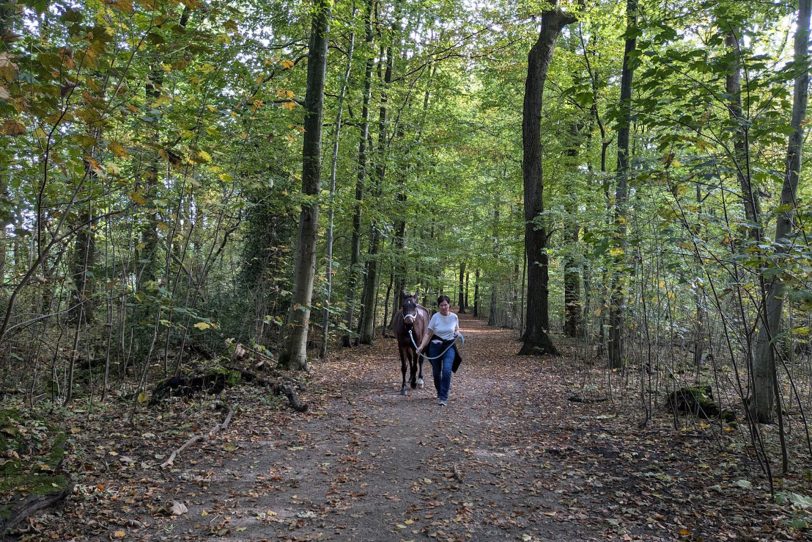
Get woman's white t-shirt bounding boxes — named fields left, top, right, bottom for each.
left=428, top=312, right=459, bottom=341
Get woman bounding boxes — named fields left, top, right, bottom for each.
left=417, top=295, right=461, bottom=406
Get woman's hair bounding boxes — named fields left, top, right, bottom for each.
left=437, top=295, right=451, bottom=305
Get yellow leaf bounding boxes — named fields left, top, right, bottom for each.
left=1, top=119, right=25, bottom=136
left=113, top=530, right=126, bottom=538
left=108, top=141, right=129, bottom=158
left=679, top=528, right=691, bottom=537
left=219, top=173, right=233, bottom=182
left=0, top=53, right=18, bottom=82
left=281, top=101, right=297, bottom=111
left=609, top=247, right=624, bottom=257
left=129, top=191, right=147, bottom=205
left=193, top=322, right=211, bottom=330
left=197, top=150, right=212, bottom=162
left=280, top=59, right=294, bottom=69
left=110, top=0, right=133, bottom=13
left=137, top=391, right=148, bottom=404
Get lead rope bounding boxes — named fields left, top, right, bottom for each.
left=408, top=330, right=463, bottom=361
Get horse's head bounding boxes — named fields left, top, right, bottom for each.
left=400, top=292, right=419, bottom=329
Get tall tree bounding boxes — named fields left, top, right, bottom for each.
left=279, top=0, right=332, bottom=370
left=519, top=1, right=575, bottom=356
left=343, top=0, right=375, bottom=347
left=320, top=3, right=356, bottom=358
left=750, top=0, right=811, bottom=423
left=358, top=0, right=399, bottom=344
left=608, top=0, right=637, bottom=369
left=721, top=18, right=761, bottom=240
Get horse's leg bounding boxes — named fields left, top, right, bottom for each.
left=399, top=347, right=408, bottom=395
left=409, top=350, right=418, bottom=389
left=417, top=354, right=424, bottom=389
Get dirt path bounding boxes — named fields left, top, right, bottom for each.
left=40, top=314, right=798, bottom=541
left=148, top=314, right=600, bottom=541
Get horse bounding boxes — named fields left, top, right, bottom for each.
left=392, top=292, right=429, bottom=396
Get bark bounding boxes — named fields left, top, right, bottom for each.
left=751, top=0, right=810, bottom=423
left=489, top=205, right=499, bottom=327
left=390, top=168, right=406, bottom=331
left=358, top=4, right=398, bottom=345
left=608, top=0, right=637, bottom=369
left=563, top=220, right=582, bottom=337
left=722, top=25, right=761, bottom=240
left=464, top=270, right=470, bottom=311
left=563, top=121, right=584, bottom=338
left=137, top=63, right=164, bottom=291
left=519, top=3, right=575, bottom=356
left=69, top=207, right=95, bottom=325
left=458, top=261, right=466, bottom=313
left=473, top=268, right=480, bottom=317
left=342, top=0, right=374, bottom=347
left=278, top=0, right=331, bottom=370
left=320, top=5, right=356, bottom=358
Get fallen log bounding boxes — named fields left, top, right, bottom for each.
left=0, top=481, right=73, bottom=536
left=666, top=385, right=736, bottom=422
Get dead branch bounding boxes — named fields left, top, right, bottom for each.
left=226, top=366, right=308, bottom=412
left=160, top=404, right=236, bottom=469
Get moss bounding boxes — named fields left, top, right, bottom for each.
left=0, top=406, right=69, bottom=508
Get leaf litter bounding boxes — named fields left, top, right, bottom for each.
left=6, top=314, right=810, bottom=540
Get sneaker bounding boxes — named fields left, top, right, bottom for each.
left=438, top=399, right=447, bottom=406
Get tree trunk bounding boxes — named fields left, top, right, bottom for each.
left=751, top=0, right=810, bottom=423
left=721, top=23, right=761, bottom=240
left=342, top=0, right=374, bottom=348
left=358, top=6, right=397, bottom=344
left=278, top=0, right=331, bottom=370
left=473, top=268, right=480, bottom=317
left=563, top=219, right=582, bottom=337
left=69, top=205, right=95, bottom=325
left=519, top=3, right=575, bottom=356
left=320, top=5, right=356, bottom=358
left=489, top=204, right=500, bottom=326
left=563, top=121, right=584, bottom=338
left=137, top=63, right=164, bottom=292
left=608, top=0, right=637, bottom=369
left=458, top=261, right=466, bottom=313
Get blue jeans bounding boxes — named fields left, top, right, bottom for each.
left=429, top=340, right=455, bottom=401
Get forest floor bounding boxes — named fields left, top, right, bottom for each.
left=6, top=313, right=812, bottom=541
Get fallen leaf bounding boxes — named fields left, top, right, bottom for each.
left=170, top=501, right=188, bottom=516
